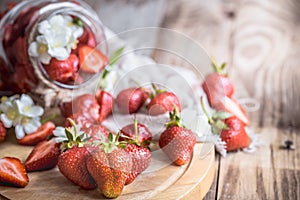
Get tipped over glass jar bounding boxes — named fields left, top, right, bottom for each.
left=0, top=0, right=108, bottom=106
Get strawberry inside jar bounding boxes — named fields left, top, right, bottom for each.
left=0, top=0, right=107, bottom=94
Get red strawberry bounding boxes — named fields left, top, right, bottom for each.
left=78, top=45, right=108, bottom=74
left=0, top=120, right=7, bottom=143
left=124, top=144, right=151, bottom=185
left=17, top=121, right=56, bottom=146
left=24, top=139, right=60, bottom=172
left=72, top=94, right=100, bottom=121
left=120, top=119, right=152, bottom=147
left=148, top=92, right=181, bottom=116
left=158, top=107, right=196, bottom=166
left=202, top=62, right=234, bottom=107
left=57, top=119, right=97, bottom=190
left=64, top=113, right=95, bottom=129
left=0, top=157, right=29, bottom=188
left=59, top=101, right=73, bottom=118
left=86, top=133, right=132, bottom=198
left=13, top=37, right=29, bottom=65
left=58, top=146, right=97, bottom=190
left=77, top=27, right=96, bottom=48
left=221, top=117, right=250, bottom=151
left=82, top=124, right=109, bottom=142
left=44, top=54, right=79, bottom=83
left=116, top=87, right=148, bottom=114
left=12, top=63, right=38, bottom=93
left=96, top=90, right=114, bottom=122
left=217, top=96, right=250, bottom=126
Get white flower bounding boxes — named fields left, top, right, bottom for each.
left=0, top=94, right=44, bottom=139
left=28, top=14, right=83, bottom=64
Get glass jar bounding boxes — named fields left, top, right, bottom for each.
left=0, top=0, right=107, bottom=106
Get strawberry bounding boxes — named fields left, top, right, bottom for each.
left=13, top=37, right=29, bottom=65
left=0, top=120, right=7, bottom=143
left=72, top=94, right=100, bottom=121
left=96, top=90, right=114, bottom=122
left=12, top=63, right=38, bottom=93
left=58, top=146, right=97, bottom=190
left=115, top=87, right=148, bottom=114
left=78, top=45, right=108, bottom=74
left=86, top=133, right=132, bottom=198
left=124, top=144, right=151, bottom=185
left=82, top=124, right=109, bottom=142
left=158, top=107, right=196, bottom=166
left=217, top=96, right=250, bottom=126
left=0, top=157, right=29, bottom=188
left=56, top=119, right=96, bottom=190
left=221, top=117, right=250, bottom=151
left=120, top=119, right=152, bottom=147
left=77, top=27, right=96, bottom=48
left=200, top=97, right=250, bottom=151
left=59, top=101, right=73, bottom=118
left=147, top=84, right=181, bottom=116
left=24, top=139, right=60, bottom=172
left=17, top=121, right=56, bottom=146
left=202, top=62, right=234, bottom=107
left=44, top=54, right=79, bottom=83
left=64, top=113, right=95, bottom=129
left=119, top=119, right=151, bottom=184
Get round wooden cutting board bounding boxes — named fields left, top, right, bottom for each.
left=0, top=133, right=215, bottom=200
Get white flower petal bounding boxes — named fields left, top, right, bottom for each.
left=24, top=106, right=44, bottom=118
left=72, top=27, right=83, bottom=39
left=28, top=42, right=39, bottom=57
left=38, top=20, right=51, bottom=34
left=36, top=35, right=48, bottom=44
left=53, top=127, right=66, bottom=137
left=63, top=15, right=73, bottom=23
left=49, top=15, right=65, bottom=27
left=49, top=47, right=69, bottom=60
left=40, top=53, right=52, bottom=64
left=54, top=137, right=67, bottom=143
left=15, top=125, right=25, bottom=139
left=0, top=114, right=13, bottom=128
left=24, top=122, right=39, bottom=134
left=20, top=94, right=34, bottom=106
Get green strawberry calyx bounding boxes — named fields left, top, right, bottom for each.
left=149, top=83, right=166, bottom=99
left=93, top=132, right=127, bottom=154
left=200, top=96, right=232, bottom=134
left=211, top=59, right=228, bottom=76
left=121, top=118, right=152, bottom=148
left=165, top=106, right=184, bottom=128
left=53, top=118, right=90, bottom=152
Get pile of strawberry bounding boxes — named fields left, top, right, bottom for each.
left=201, top=61, right=251, bottom=151
left=0, top=2, right=108, bottom=93
left=0, top=83, right=197, bottom=198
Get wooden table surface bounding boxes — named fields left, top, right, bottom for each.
left=89, top=0, right=300, bottom=199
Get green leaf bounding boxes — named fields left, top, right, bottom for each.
left=215, top=120, right=229, bottom=130
left=73, top=17, right=83, bottom=27
left=109, top=47, right=125, bottom=66
left=65, top=129, right=73, bottom=141
left=213, top=111, right=232, bottom=120
left=108, top=132, right=113, bottom=143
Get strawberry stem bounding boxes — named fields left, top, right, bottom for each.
left=165, top=106, right=183, bottom=128
left=134, top=117, right=139, bottom=143
left=211, top=58, right=228, bottom=76
left=150, top=83, right=166, bottom=99
left=200, top=97, right=214, bottom=125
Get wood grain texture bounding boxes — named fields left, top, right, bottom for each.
left=0, top=133, right=215, bottom=200
left=159, top=0, right=300, bottom=199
